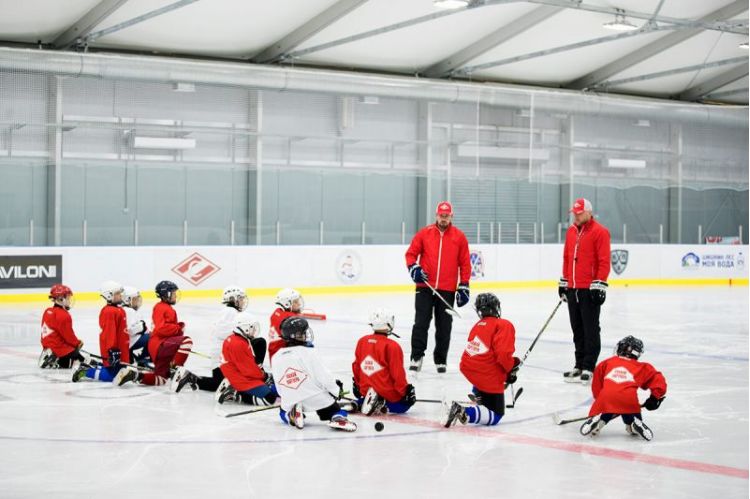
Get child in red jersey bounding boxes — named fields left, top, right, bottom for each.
left=39, top=284, right=85, bottom=369
left=72, top=281, right=129, bottom=383
left=442, top=293, right=519, bottom=428
left=267, top=288, right=304, bottom=362
left=115, top=280, right=193, bottom=386
left=352, top=309, right=416, bottom=415
left=214, top=312, right=278, bottom=406
left=580, top=335, right=667, bottom=441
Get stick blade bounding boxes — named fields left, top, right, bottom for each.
left=552, top=412, right=564, bottom=425
left=445, top=308, right=461, bottom=319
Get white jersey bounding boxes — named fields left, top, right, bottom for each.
left=271, top=345, right=339, bottom=412
left=123, top=306, right=148, bottom=344
left=211, top=306, right=238, bottom=369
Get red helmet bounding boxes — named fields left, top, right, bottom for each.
left=49, top=284, right=73, bottom=299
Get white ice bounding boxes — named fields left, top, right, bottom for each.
left=0, top=287, right=747, bottom=498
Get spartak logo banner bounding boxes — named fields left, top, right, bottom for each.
left=611, top=249, right=629, bottom=275
left=171, top=252, right=221, bottom=286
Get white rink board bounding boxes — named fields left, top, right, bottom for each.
left=0, top=244, right=747, bottom=295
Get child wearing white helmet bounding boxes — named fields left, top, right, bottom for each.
left=352, top=308, right=416, bottom=416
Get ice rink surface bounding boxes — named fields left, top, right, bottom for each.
left=0, top=286, right=747, bottom=499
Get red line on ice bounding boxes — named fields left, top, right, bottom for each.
left=381, top=414, right=749, bottom=480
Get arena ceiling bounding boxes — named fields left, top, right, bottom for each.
left=0, top=0, right=747, bottom=105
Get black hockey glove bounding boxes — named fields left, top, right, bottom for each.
left=263, top=370, right=274, bottom=387
left=408, top=264, right=428, bottom=284
left=642, top=395, right=665, bottom=411
left=107, top=348, right=121, bottom=367
left=401, top=384, right=417, bottom=406
left=590, top=280, right=608, bottom=305
left=506, top=357, right=521, bottom=385
left=558, top=277, right=568, bottom=302
left=137, top=320, right=148, bottom=335
left=352, top=377, right=362, bottom=399
left=456, top=282, right=470, bottom=308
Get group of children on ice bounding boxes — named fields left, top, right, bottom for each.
left=39, top=281, right=667, bottom=438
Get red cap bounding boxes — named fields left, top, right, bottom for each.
left=569, top=198, right=592, bottom=215
left=436, top=201, right=453, bottom=215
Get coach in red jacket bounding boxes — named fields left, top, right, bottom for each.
left=405, top=201, right=471, bottom=374
left=559, top=198, right=611, bottom=384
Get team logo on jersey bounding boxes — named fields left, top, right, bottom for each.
left=278, top=367, right=308, bottom=390
left=465, top=337, right=489, bottom=356
left=681, top=252, right=700, bottom=269
left=171, top=252, right=221, bottom=286
left=604, top=366, right=635, bottom=384
left=336, top=250, right=362, bottom=284
left=611, top=250, right=629, bottom=275
left=360, top=355, right=384, bottom=376
left=470, top=251, right=485, bottom=279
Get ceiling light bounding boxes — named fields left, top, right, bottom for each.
left=740, top=41, right=749, bottom=50
left=434, top=0, right=470, bottom=10
left=603, top=9, right=638, bottom=31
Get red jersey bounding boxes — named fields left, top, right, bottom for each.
left=220, top=333, right=265, bottom=392
left=351, top=333, right=408, bottom=403
left=40, top=305, right=80, bottom=357
left=589, top=355, right=667, bottom=415
left=459, top=317, right=516, bottom=393
left=99, top=304, right=130, bottom=366
left=562, top=218, right=611, bottom=289
left=268, top=308, right=296, bottom=361
left=405, top=223, right=471, bottom=292
left=149, top=301, right=183, bottom=359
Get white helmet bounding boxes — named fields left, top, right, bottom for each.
left=369, top=308, right=395, bottom=333
left=233, top=312, right=260, bottom=340
left=122, top=286, right=140, bottom=307
left=100, top=280, right=124, bottom=303
left=275, top=288, right=304, bottom=311
left=222, top=285, right=247, bottom=310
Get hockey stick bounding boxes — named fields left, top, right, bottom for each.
left=178, top=349, right=212, bottom=360
left=424, top=281, right=461, bottom=319
left=224, top=403, right=280, bottom=418
left=505, top=386, right=524, bottom=409
left=552, top=413, right=589, bottom=425
left=503, top=298, right=564, bottom=394
left=517, top=298, right=564, bottom=368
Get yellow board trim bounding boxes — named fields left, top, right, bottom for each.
left=0, top=278, right=746, bottom=304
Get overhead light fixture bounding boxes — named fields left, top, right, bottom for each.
left=433, top=0, right=470, bottom=10
left=603, top=9, right=638, bottom=31
left=740, top=41, right=749, bottom=50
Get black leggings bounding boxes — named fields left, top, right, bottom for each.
left=472, top=389, right=505, bottom=416
left=601, top=413, right=642, bottom=424
left=57, top=350, right=85, bottom=368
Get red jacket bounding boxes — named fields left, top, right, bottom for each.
left=589, top=355, right=667, bottom=416
left=459, top=317, right=516, bottom=394
left=268, top=308, right=297, bottom=361
left=40, top=305, right=80, bottom=357
left=220, top=333, right=266, bottom=392
left=99, top=304, right=130, bottom=366
left=405, top=224, right=471, bottom=292
left=149, top=301, right=184, bottom=359
left=352, top=333, right=409, bottom=403
left=562, top=218, right=611, bottom=289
